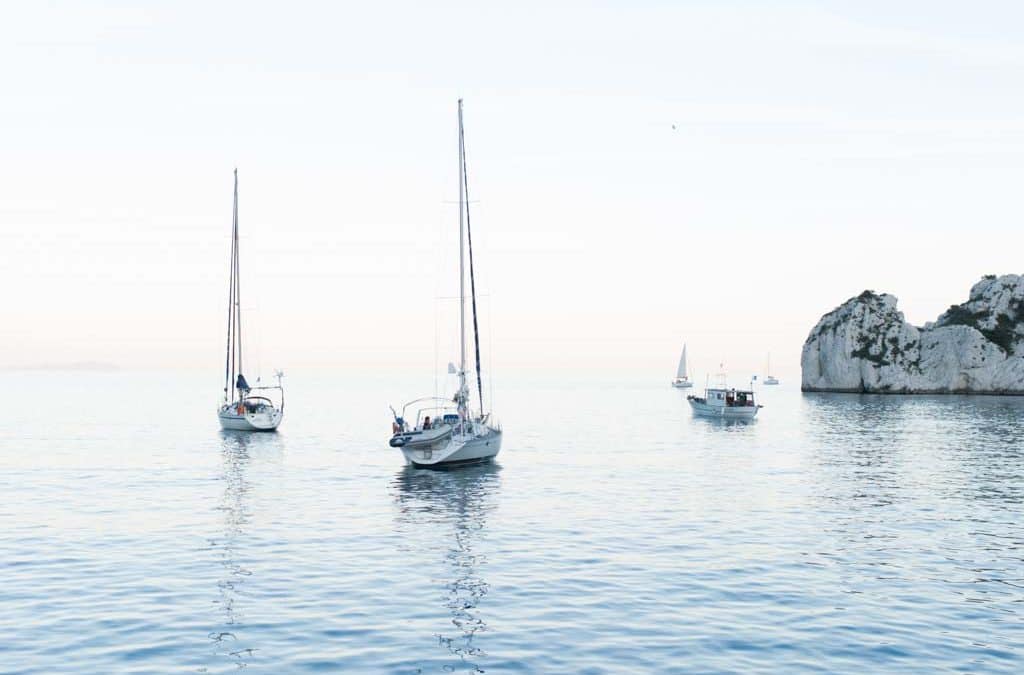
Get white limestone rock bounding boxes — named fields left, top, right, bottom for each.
left=802, top=274, right=1024, bottom=394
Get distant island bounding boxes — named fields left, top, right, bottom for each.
left=802, top=274, right=1024, bottom=394
left=0, top=361, right=120, bottom=372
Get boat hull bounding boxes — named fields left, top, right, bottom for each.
left=218, top=409, right=283, bottom=431
left=401, top=428, right=502, bottom=467
left=687, top=400, right=759, bottom=420
left=672, top=379, right=694, bottom=388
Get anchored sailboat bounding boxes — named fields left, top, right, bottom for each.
left=764, top=353, right=779, bottom=385
left=671, top=344, right=694, bottom=388
left=217, top=170, right=284, bottom=432
left=389, top=100, right=502, bottom=467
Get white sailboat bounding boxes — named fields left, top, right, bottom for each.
left=217, top=170, right=284, bottom=432
left=671, top=344, right=693, bottom=388
left=764, top=353, right=779, bottom=385
left=389, top=99, right=502, bottom=467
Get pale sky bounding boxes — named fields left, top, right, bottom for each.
left=1, top=1, right=1022, bottom=381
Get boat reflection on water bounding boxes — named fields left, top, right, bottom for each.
left=391, top=463, right=503, bottom=673
left=206, top=431, right=282, bottom=670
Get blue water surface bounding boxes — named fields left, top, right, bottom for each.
left=1, top=372, right=1023, bottom=673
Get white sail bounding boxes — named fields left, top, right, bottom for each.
left=676, top=344, right=688, bottom=379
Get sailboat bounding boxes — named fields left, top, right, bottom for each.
left=389, top=100, right=502, bottom=467
left=764, top=353, right=780, bottom=385
left=217, top=169, right=285, bottom=431
left=671, top=344, right=694, bottom=388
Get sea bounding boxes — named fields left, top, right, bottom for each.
left=2, top=371, right=1023, bottom=673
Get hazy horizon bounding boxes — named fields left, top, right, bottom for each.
left=2, top=1, right=1022, bottom=382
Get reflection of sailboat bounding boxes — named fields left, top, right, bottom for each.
left=671, top=343, right=693, bottom=388
left=391, top=463, right=502, bottom=673
left=206, top=432, right=281, bottom=670
left=764, top=353, right=780, bottom=385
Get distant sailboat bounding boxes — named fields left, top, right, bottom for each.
left=764, top=353, right=779, bottom=385
left=388, top=100, right=502, bottom=467
left=671, top=344, right=694, bottom=388
left=217, top=170, right=285, bottom=431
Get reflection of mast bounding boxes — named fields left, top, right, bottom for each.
left=208, top=434, right=256, bottom=668
left=392, top=464, right=502, bottom=672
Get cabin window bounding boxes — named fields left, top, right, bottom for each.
left=716, top=393, right=723, bottom=400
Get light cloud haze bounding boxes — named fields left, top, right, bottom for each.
left=2, top=1, right=1022, bottom=382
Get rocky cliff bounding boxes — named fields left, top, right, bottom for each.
left=801, top=274, right=1024, bottom=394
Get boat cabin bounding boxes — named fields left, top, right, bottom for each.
left=693, top=388, right=756, bottom=408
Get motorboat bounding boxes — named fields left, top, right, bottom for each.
left=671, top=343, right=694, bottom=388
left=216, top=169, right=285, bottom=432
left=688, top=384, right=762, bottom=420
left=389, top=100, right=502, bottom=467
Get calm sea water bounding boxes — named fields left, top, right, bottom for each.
left=2, top=371, right=1023, bottom=673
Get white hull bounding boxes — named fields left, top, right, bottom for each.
left=763, top=377, right=780, bottom=385
left=688, top=399, right=759, bottom=420
left=672, top=378, right=694, bottom=388
left=401, top=427, right=501, bottom=467
left=218, top=409, right=283, bottom=431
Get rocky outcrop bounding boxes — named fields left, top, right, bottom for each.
left=801, top=274, right=1024, bottom=394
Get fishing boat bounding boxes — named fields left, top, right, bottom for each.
left=389, top=100, right=502, bottom=467
left=671, top=344, right=694, bottom=388
left=687, top=371, right=762, bottom=420
left=688, top=386, right=761, bottom=419
left=217, top=170, right=284, bottom=432
left=764, top=353, right=779, bottom=385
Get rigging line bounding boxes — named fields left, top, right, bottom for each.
left=434, top=214, right=440, bottom=403
left=460, top=109, right=484, bottom=415
left=224, top=173, right=237, bottom=398
left=488, top=291, right=494, bottom=418
left=234, top=169, right=242, bottom=381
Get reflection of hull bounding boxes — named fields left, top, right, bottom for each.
left=401, top=428, right=501, bottom=467
left=218, top=408, right=282, bottom=431
left=687, top=399, right=759, bottom=420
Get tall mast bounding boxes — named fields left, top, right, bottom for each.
left=233, top=169, right=242, bottom=383
left=457, top=100, right=467, bottom=419
left=461, top=101, right=485, bottom=415
left=224, top=171, right=237, bottom=399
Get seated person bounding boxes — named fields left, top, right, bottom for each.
left=422, top=416, right=432, bottom=430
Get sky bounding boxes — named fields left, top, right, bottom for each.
left=1, top=0, right=1022, bottom=383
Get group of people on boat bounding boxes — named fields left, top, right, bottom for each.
left=725, top=390, right=755, bottom=407
left=391, top=415, right=441, bottom=435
